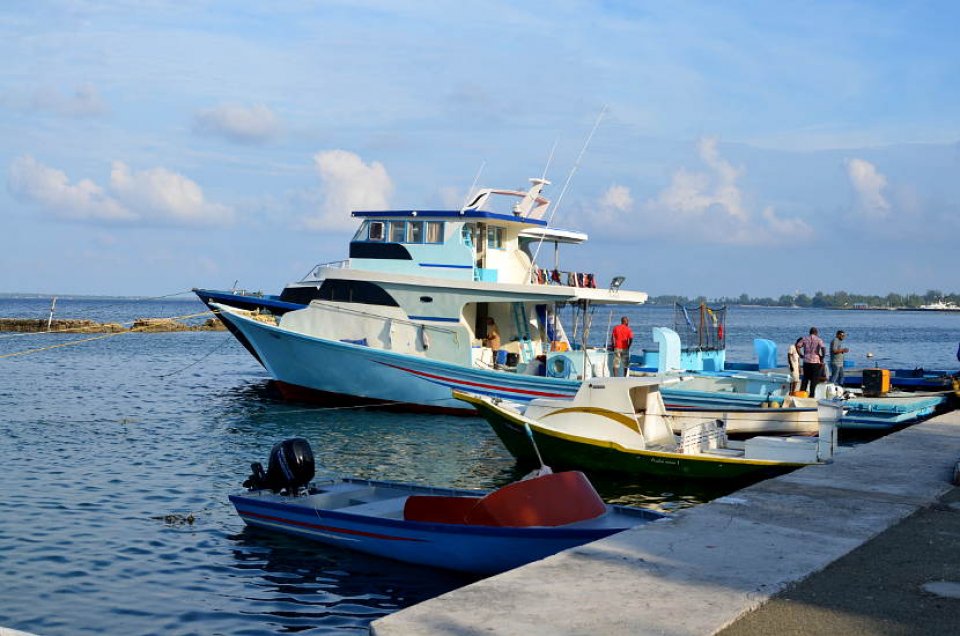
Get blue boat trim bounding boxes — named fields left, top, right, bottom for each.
left=197, top=289, right=300, bottom=312
left=351, top=209, right=548, bottom=226
left=418, top=263, right=473, bottom=269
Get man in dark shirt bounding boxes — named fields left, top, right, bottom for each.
left=799, top=327, right=826, bottom=396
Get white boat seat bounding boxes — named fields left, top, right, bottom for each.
left=637, top=390, right=677, bottom=448
left=336, top=496, right=409, bottom=519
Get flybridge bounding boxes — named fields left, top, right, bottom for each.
left=352, top=177, right=554, bottom=226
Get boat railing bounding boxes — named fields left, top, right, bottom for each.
left=530, top=268, right=598, bottom=289
left=300, top=260, right=350, bottom=281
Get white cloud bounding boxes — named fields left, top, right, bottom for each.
left=600, top=184, right=633, bottom=212
left=193, top=103, right=280, bottom=144
left=583, top=138, right=812, bottom=246
left=7, top=156, right=131, bottom=221
left=304, top=150, right=393, bottom=231
left=656, top=137, right=746, bottom=221
left=846, top=158, right=890, bottom=218
left=6, top=156, right=233, bottom=226
left=760, top=206, right=814, bottom=238
left=30, top=83, right=107, bottom=117
left=110, top=162, right=234, bottom=225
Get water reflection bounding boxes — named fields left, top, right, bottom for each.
left=228, top=527, right=475, bottom=633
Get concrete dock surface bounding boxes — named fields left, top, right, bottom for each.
left=371, top=410, right=960, bottom=636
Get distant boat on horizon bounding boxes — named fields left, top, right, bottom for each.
left=917, top=299, right=960, bottom=311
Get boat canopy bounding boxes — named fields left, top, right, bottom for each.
left=519, top=227, right=588, bottom=245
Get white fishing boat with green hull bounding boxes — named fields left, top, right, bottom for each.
left=456, top=377, right=841, bottom=481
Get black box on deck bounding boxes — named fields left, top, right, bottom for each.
left=862, top=368, right=891, bottom=396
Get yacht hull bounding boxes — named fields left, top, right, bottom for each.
left=216, top=307, right=581, bottom=413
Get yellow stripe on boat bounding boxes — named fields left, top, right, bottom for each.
left=540, top=406, right=640, bottom=433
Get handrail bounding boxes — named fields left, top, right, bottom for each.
left=299, top=260, right=350, bottom=281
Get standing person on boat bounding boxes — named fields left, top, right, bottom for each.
left=829, top=330, right=849, bottom=385
left=799, top=327, right=826, bottom=396
left=483, top=317, right=501, bottom=351
left=787, top=337, right=803, bottom=393
left=610, top=316, right=634, bottom=377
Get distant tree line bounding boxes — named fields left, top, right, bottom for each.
left=648, top=290, right=960, bottom=309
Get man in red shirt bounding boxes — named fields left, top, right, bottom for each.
left=611, top=316, right=633, bottom=377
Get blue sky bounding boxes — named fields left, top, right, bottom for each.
left=2, top=1, right=958, bottom=298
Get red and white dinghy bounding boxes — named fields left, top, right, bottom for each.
left=230, top=438, right=668, bottom=575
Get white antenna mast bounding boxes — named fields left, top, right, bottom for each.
left=529, top=105, right=607, bottom=271
left=459, top=160, right=486, bottom=213
left=541, top=140, right=558, bottom=182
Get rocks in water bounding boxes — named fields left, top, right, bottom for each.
left=0, top=317, right=225, bottom=333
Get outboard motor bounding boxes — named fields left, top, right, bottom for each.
left=243, top=437, right=315, bottom=495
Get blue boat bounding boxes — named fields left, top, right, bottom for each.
left=230, top=439, right=667, bottom=575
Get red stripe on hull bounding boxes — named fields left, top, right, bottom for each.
left=378, top=363, right=573, bottom=399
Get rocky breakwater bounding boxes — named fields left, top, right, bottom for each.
left=0, top=317, right=225, bottom=333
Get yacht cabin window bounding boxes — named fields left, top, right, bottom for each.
left=487, top=226, right=504, bottom=249
left=390, top=221, right=406, bottom=243
left=356, top=219, right=446, bottom=244
left=407, top=221, right=424, bottom=243
left=426, top=221, right=443, bottom=243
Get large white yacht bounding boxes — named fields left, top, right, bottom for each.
left=201, top=178, right=647, bottom=413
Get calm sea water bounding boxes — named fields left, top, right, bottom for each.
left=0, top=296, right=957, bottom=635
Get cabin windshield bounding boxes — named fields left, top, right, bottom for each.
left=353, top=220, right=445, bottom=245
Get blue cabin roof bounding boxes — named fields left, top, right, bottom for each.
left=351, top=209, right=548, bottom=227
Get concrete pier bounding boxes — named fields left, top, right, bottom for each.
left=371, top=410, right=960, bottom=635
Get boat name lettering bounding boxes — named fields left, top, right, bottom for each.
left=649, top=457, right=680, bottom=466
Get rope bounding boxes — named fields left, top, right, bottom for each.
left=0, top=331, right=130, bottom=359
left=0, top=311, right=217, bottom=358
left=157, top=334, right=234, bottom=379
left=8, top=289, right=196, bottom=324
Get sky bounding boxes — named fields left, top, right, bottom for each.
left=2, top=1, right=959, bottom=299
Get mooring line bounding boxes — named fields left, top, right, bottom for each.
left=0, top=311, right=218, bottom=358
left=0, top=331, right=131, bottom=359
left=157, top=334, right=234, bottom=379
